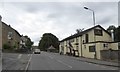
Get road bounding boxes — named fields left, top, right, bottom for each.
left=28, top=51, right=118, bottom=70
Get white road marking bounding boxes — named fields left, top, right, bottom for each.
left=57, top=60, right=72, bottom=68
left=17, top=54, right=22, bottom=59
left=25, top=54, right=32, bottom=71
left=49, top=56, right=53, bottom=59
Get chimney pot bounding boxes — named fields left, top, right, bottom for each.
left=111, top=30, right=114, bottom=42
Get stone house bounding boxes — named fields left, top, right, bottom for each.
left=2, top=21, right=21, bottom=50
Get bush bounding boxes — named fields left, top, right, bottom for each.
left=3, top=44, right=11, bottom=49
left=13, top=45, right=16, bottom=48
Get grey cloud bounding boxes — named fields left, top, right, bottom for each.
left=83, top=2, right=117, bottom=11
left=32, top=37, right=41, bottom=42
left=1, top=2, right=118, bottom=45
left=97, top=16, right=113, bottom=24
left=119, top=1, right=120, bottom=26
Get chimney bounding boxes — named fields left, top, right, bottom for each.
left=111, top=30, right=114, bottom=42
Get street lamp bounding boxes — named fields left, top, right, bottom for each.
left=84, top=7, right=95, bottom=26
left=84, top=6, right=96, bottom=59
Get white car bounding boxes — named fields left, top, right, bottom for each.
left=34, top=49, right=41, bottom=54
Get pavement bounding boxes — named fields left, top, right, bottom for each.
left=66, top=55, right=119, bottom=67
left=2, top=53, right=31, bottom=70
left=27, top=51, right=118, bottom=70
left=42, top=52, right=119, bottom=67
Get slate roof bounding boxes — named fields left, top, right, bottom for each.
left=48, top=45, right=56, bottom=50
left=2, top=22, right=21, bottom=37
left=60, top=25, right=111, bottom=42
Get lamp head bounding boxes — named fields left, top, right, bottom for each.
left=84, top=7, right=89, bottom=9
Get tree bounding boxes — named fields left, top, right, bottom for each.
left=24, top=36, right=34, bottom=50
left=115, top=26, right=120, bottom=42
left=107, top=25, right=117, bottom=41
left=107, top=25, right=120, bottom=42
left=76, top=28, right=84, bottom=33
left=38, top=33, right=59, bottom=51
left=107, top=25, right=116, bottom=33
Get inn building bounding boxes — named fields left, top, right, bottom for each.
left=59, top=25, right=119, bottom=59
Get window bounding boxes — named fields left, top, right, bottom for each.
left=75, top=37, right=79, bottom=45
left=76, top=46, right=79, bottom=50
left=94, top=29, right=103, bottom=36
left=85, top=34, right=89, bottom=43
left=83, top=40, right=85, bottom=43
left=67, top=40, right=69, bottom=44
left=8, top=32, right=13, bottom=40
left=61, top=46, right=64, bottom=51
left=84, top=45, right=86, bottom=49
left=89, top=46, right=95, bottom=52
left=76, top=37, right=79, bottom=42
left=70, top=39, right=74, bottom=42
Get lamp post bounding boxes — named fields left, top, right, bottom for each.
left=84, top=7, right=95, bottom=26
left=84, top=7, right=97, bottom=59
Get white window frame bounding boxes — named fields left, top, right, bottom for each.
left=8, top=32, right=12, bottom=40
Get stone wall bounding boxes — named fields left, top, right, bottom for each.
left=100, top=49, right=120, bottom=61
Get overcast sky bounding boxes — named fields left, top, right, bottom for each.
left=0, top=1, right=119, bottom=46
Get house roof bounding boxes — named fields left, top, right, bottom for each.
left=60, top=25, right=111, bottom=42
left=48, top=45, right=56, bottom=50
left=2, top=22, right=21, bottom=37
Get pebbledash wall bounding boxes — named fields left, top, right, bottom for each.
left=59, top=25, right=119, bottom=59
left=2, top=21, right=21, bottom=50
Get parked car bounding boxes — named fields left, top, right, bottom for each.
left=34, top=49, right=41, bottom=54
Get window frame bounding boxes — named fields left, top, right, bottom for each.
left=89, top=45, right=95, bottom=52
left=85, top=34, right=89, bottom=43
left=94, top=29, right=103, bottom=36
left=8, top=32, right=13, bottom=40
